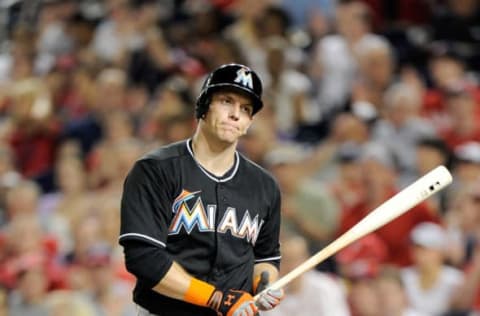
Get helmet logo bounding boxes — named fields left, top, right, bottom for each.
left=234, top=67, right=253, bottom=89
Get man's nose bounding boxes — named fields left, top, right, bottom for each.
left=229, top=105, right=240, bottom=120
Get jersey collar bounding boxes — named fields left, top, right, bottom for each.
left=186, top=139, right=240, bottom=183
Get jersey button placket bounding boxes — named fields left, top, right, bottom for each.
left=212, top=267, right=223, bottom=278
left=213, top=183, right=225, bottom=281
left=219, top=184, right=227, bottom=202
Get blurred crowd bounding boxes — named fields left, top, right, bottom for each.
left=0, top=0, right=479, bottom=315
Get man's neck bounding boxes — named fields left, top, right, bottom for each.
left=191, top=132, right=237, bottom=177
left=419, top=264, right=441, bottom=290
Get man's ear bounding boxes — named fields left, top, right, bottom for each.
left=243, top=118, right=254, bottom=135
left=242, top=125, right=251, bottom=135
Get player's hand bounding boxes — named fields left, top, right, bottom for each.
left=253, top=271, right=284, bottom=311
left=255, top=288, right=284, bottom=311
left=207, top=288, right=258, bottom=316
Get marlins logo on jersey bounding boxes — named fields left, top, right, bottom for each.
left=234, top=67, right=253, bottom=89
left=169, top=189, right=264, bottom=245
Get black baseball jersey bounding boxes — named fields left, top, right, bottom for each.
left=119, top=139, right=281, bottom=315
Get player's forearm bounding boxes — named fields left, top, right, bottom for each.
left=152, top=261, right=198, bottom=300
left=124, top=241, right=214, bottom=304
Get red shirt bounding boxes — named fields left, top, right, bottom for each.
left=8, top=120, right=61, bottom=178
left=440, top=127, right=480, bottom=150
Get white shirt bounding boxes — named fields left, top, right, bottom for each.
left=313, top=35, right=357, bottom=112
left=401, top=265, right=464, bottom=316
left=270, top=69, right=311, bottom=136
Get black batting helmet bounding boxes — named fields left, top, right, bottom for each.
left=195, top=63, right=263, bottom=119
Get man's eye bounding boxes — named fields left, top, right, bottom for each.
left=241, top=106, right=252, bottom=114
left=221, top=98, right=233, bottom=105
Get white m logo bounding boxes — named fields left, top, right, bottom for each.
left=234, top=68, right=253, bottom=89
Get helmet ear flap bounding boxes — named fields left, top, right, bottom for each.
left=195, top=94, right=211, bottom=119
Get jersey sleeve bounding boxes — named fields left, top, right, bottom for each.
left=253, top=182, right=282, bottom=268
left=119, top=158, right=173, bottom=249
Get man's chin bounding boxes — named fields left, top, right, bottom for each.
left=217, top=132, right=241, bottom=144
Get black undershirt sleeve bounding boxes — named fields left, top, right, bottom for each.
left=122, top=239, right=174, bottom=289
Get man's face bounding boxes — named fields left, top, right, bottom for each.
left=411, top=244, right=444, bottom=270
left=202, top=90, right=254, bottom=144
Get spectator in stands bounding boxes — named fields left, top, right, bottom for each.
left=90, top=0, right=141, bottom=66
left=336, top=234, right=387, bottom=282
left=415, top=137, right=451, bottom=179
left=449, top=142, right=480, bottom=202
left=375, top=266, right=427, bottom=316
left=66, top=212, right=103, bottom=267
left=430, top=0, right=480, bottom=72
left=422, top=50, right=471, bottom=120
left=49, top=63, right=97, bottom=123
left=44, top=290, right=97, bottom=316
left=7, top=254, right=50, bottom=316
left=451, top=242, right=480, bottom=314
left=92, top=138, right=145, bottom=199
left=0, top=29, right=37, bottom=83
left=223, top=0, right=272, bottom=78
left=328, top=141, right=365, bottom=210
left=127, top=0, right=175, bottom=94
left=5, top=78, right=61, bottom=191
left=347, top=277, right=381, bottom=316
left=401, top=222, right=464, bottom=315
left=263, top=37, right=313, bottom=139
left=350, top=34, right=395, bottom=123
left=95, top=196, right=133, bottom=283
left=440, top=83, right=480, bottom=147
left=0, top=214, right=64, bottom=291
left=414, top=137, right=452, bottom=214
left=3, top=180, right=41, bottom=222
left=265, top=143, right=340, bottom=257
left=311, top=0, right=374, bottom=116
left=143, top=77, right=193, bottom=141
left=38, top=155, right=92, bottom=257
left=446, top=183, right=480, bottom=315
left=0, top=144, right=22, bottom=226
left=86, top=108, right=136, bottom=189
left=445, top=183, right=480, bottom=268
left=35, top=0, right=77, bottom=74
left=82, top=242, right=135, bottom=316
left=370, top=82, right=436, bottom=185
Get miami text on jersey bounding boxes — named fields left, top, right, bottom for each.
left=168, top=190, right=264, bottom=245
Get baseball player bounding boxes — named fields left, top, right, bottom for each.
left=119, top=63, right=284, bottom=316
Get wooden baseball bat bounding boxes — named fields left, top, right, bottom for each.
left=254, top=165, right=452, bottom=299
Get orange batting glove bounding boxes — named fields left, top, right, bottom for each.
left=184, top=278, right=258, bottom=316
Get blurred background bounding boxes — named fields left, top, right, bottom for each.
left=0, top=0, right=479, bottom=315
